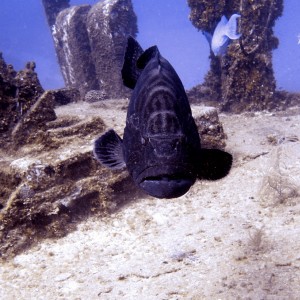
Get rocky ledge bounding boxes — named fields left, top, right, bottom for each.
left=0, top=94, right=228, bottom=260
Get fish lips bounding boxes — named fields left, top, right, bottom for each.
left=136, top=165, right=196, bottom=199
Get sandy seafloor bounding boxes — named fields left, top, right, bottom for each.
left=0, top=102, right=300, bottom=299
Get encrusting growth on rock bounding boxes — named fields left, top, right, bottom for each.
left=187, top=0, right=284, bottom=112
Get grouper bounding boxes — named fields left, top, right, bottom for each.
left=94, top=37, right=232, bottom=199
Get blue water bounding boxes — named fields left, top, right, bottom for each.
left=0, top=0, right=299, bottom=92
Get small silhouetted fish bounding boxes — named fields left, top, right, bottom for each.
left=93, top=37, right=232, bottom=199
left=203, top=14, right=241, bottom=56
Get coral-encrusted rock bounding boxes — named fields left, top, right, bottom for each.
left=0, top=150, right=129, bottom=260
left=53, top=5, right=99, bottom=96
left=43, top=0, right=137, bottom=99
left=192, top=106, right=227, bottom=150
left=51, top=88, right=80, bottom=106
left=84, top=90, right=108, bottom=103
left=0, top=57, right=44, bottom=145
left=187, top=85, right=216, bottom=106
left=0, top=53, right=17, bottom=135
left=0, top=100, right=129, bottom=260
left=42, top=0, right=70, bottom=27
left=15, top=62, right=44, bottom=105
left=86, top=0, right=138, bottom=98
left=187, top=0, right=283, bottom=112
left=11, top=90, right=57, bottom=147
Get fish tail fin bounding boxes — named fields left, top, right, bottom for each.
left=225, top=14, right=241, bottom=40
left=121, top=36, right=144, bottom=89
left=197, top=148, right=233, bottom=180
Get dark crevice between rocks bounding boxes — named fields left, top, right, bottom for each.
left=0, top=166, right=22, bottom=207
left=62, top=157, right=94, bottom=181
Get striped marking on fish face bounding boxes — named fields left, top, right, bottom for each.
left=144, top=91, right=183, bottom=138
left=135, top=66, right=187, bottom=139
left=139, top=87, right=187, bottom=159
left=147, top=111, right=180, bottom=137
left=124, top=52, right=197, bottom=162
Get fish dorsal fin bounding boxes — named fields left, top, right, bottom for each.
left=224, top=14, right=241, bottom=40
left=137, top=46, right=159, bottom=69
left=197, top=148, right=233, bottom=180
left=122, top=36, right=144, bottom=89
left=219, top=15, right=228, bottom=26
left=93, top=129, right=126, bottom=170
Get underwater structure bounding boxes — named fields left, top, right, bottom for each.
left=0, top=54, right=45, bottom=144
left=53, top=5, right=99, bottom=96
left=86, top=0, right=138, bottom=98
left=188, top=0, right=283, bottom=112
left=0, top=53, right=116, bottom=259
left=42, top=0, right=138, bottom=98
left=42, top=0, right=70, bottom=27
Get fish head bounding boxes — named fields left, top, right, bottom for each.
left=123, top=125, right=198, bottom=198
left=123, top=88, right=200, bottom=198
left=211, top=34, right=230, bottom=56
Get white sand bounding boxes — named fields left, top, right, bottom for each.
left=1, top=105, right=299, bottom=299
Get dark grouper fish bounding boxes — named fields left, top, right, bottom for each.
left=94, top=37, right=232, bottom=199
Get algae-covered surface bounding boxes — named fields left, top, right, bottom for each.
left=0, top=99, right=228, bottom=260
left=1, top=101, right=299, bottom=299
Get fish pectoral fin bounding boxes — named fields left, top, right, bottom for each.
left=197, top=149, right=233, bottom=180
left=137, top=45, right=159, bottom=69
left=225, top=14, right=241, bottom=40
left=93, top=129, right=126, bottom=170
left=121, top=36, right=144, bottom=89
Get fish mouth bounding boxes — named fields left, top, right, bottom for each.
left=140, top=175, right=195, bottom=199
left=136, top=166, right=196, bottom=199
